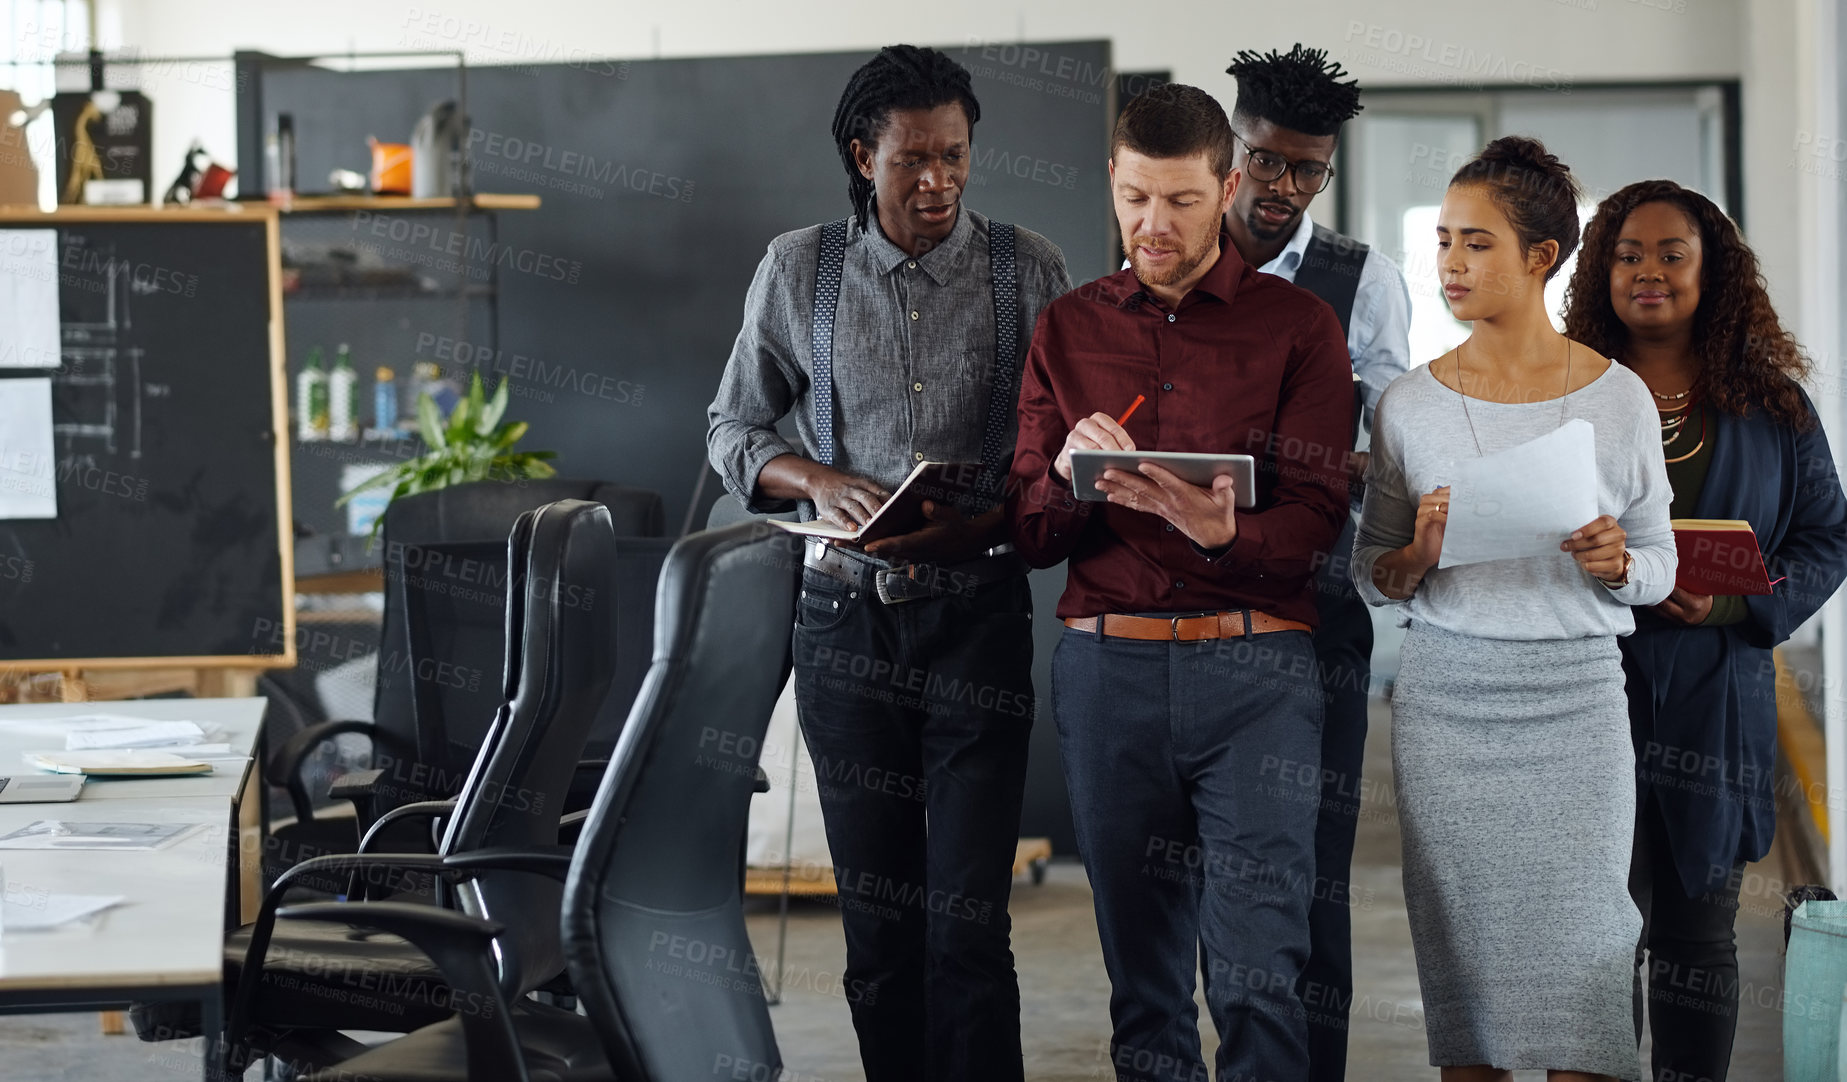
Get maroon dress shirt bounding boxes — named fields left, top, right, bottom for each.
left=1008, top=236, right=1352, bottom=625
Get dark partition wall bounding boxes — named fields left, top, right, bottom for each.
left=254, top=41, right=1115, bottom=850
left=260, top=42, right=1114, bottom=529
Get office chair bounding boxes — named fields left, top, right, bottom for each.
left=268, top=519, right=800, bottom=1082
left=134, top=499, right=621, bottom=1071
left=264, top=480, right=664, bottom=885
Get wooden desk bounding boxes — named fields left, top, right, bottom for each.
left=0, top=698, right=267, bottom=1075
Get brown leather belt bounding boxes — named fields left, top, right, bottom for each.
left=1064, top=610, right=1312, bottom=642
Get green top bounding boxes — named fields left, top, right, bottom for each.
left=1661, top=399, right=1745, bottom=627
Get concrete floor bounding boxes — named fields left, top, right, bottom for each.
left=0, top=699, right=1794, bottom=1080
left=751, top=696, right=1789, bottom=1082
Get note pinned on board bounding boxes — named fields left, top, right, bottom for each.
left=0, top=377, right=56, bottom=519
left=1438, top=419, right=1600, bottom=569
left=0, top=228, right=61, bottom=370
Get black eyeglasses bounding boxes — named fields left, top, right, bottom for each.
left=1233, top=132, right=1335, bottom=195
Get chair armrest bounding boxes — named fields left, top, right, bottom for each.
left=227, top=852, right=453, bottom=1055
left=351, top=798, right=460, bottom=900
left=269, top=719, right=381, bottom=823
left=276, top=902, right=527, bottom=1082
left=357, top=799, right=459, bottom=854
left=442, top=846, right=575, bottom=883
left=326, top=767, right=385, bottom=802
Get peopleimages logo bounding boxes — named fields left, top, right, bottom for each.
left=350, top=211, right=582, bottom=284
left=467, top=128, right=695, bottom=203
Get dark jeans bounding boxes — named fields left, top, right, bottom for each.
left=1631, top=792, right=1744, bottom=1082
left=1303, top=513, right=1374, bottom=1082
left=792, top=565, right=1035, bottom=1082
left=1054, top=624, right=1324, bottom=1082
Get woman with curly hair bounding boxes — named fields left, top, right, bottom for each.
left=1563, top=179, right=1847, bottom=1082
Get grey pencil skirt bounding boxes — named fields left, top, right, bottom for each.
left=1393, top=621, right=1642, bottom=1079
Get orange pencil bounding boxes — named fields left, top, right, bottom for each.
left=1116, top=394, right=1146, bottom=426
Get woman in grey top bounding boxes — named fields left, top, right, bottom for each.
left=1352, top=137, right=1675, bottom=1082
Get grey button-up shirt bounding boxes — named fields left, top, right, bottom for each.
left=706, top=207, right=1072, bottom=518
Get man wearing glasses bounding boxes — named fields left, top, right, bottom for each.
left=1222, top=44, right=1411, bottom=1082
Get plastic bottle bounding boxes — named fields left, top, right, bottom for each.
left=296, top=347, right=327, bottom=441
left=328, top=344, right=358, bottom=441
left=373, top=366, right=397, bottom=434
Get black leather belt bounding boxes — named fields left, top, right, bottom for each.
left=801, top=540, right=1024, bottom=604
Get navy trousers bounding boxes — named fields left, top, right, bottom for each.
left=792, top=565, right=1035, bottom=1082
left=1054, top=622, right=1324, bottom=1082
left=1304, top=513, right=1375, bottom=1082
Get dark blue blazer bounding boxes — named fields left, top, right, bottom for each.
left=1623, top=387, right=1847, bottom=896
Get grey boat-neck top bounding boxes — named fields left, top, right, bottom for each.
left=1352, top=361, right=1676, bottom=640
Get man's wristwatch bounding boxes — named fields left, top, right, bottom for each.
left=1598, top=550, right=1634, bottom=590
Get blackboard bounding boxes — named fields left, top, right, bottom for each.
left=0, top=208, right=294, bottom=668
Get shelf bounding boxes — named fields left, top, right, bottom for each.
left=285, top=284, right=496, bottom=301
left=270, top=194, right=541, bottom=214
left=0, top=194, right=541, bottom=218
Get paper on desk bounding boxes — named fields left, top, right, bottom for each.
left=0, top=229, right=61, bottom=370
left=0, top=715, right=217, bottom=748
left=1438, top=419, right=1599, bottom=569
left=64, top=720, right=209, bottom=750
left=2, top=889, right=124, bottom=931
left=0, top=820, right=204, bottom=850
left=0, top=377, right=56, bottom=519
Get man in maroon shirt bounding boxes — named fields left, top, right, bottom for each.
left=1008, top=84, right=1351, bottom=1082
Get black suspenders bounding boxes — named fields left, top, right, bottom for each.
left=809, top=218, right=1019, bottom=504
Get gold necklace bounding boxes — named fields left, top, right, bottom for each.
left=1657, top=400, right=1691, bottom=436
left=1662, top=400, right=1706, bottom=464
left=1456, top=337, right=1572, bottom=456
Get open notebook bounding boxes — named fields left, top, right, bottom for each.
left=773, top=460, right=984, bottom=545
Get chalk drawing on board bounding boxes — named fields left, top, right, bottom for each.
left=51, top=234, right=145, bottom=461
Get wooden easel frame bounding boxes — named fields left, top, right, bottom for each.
left=0, top=205, right=297, bottom=675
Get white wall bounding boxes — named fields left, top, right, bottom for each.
left=100, top=0, right=1832, bottom=316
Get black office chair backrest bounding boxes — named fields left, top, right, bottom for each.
left=582, top=536, right=676, bottom=762
left=371, top=480, right=664, bottom=805
left=562, top=520, right=798, bottom=1082
left=442, top=498, right=619, bottom=996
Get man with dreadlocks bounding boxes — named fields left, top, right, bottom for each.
left=1224, top=44, right=1411, bottom=1082
left=707, top=44, right=1070, bottom=1082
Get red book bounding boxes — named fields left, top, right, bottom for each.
left=1671, top=519, right=1772, bottom=596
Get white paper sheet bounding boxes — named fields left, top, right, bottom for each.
left=2, top=889, right=124, bottom=931
left=0, top=229, right=60, bottom=370
left=0, top=820, right=204, bottom=850
left=0, top=377, right=55, bottom=519
left=0, top=715, right=215, bottom=747
left=1438, top=419, right=1600, bottom=569
left=64, top=720, right=208, bottom=750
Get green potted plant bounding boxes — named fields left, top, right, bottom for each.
left=337, top=371, right=557, bottom=543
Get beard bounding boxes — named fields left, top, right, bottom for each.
left=1127, top=218, right=1221, bottom=288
